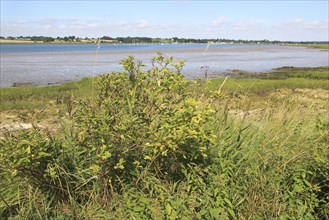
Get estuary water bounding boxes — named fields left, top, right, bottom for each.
left=0, top=43, right=328, bottom=87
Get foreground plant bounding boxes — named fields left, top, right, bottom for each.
left=0, top=53, right=218, bottom=218
left=74, top=53, right=216, bottom=185
left=0, top=54, right=328, bottom=219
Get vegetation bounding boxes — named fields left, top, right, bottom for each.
left=30, top=36, right=55, bottom=43
left=308, top=44, right=329, bottom=49
left=264, top=66, right=329, bottom=80
left=289, top=44, right=329, bottom=50
left=0, top=78, right=93, bottom=112
left=1, top=35, right=328, bottom=45
left=0, top=55, right=328, bottom=219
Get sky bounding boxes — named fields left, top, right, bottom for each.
left=1, top=0, right=328, bottom=41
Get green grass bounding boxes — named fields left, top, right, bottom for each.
left=288, top=43, right=329, bottom=50
left=262, top=66, right=329, bottom=80
left=208, top=77, right=329, bottom=94
left=1, top=91, right=328, bottom=219
left=306, top=44, right=329, bottom=50
left=0, top=77, right=94, bottom=111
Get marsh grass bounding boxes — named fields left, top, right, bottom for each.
left=257, top=66, right=329, bottom=80
left=305, top=44, right=329, bottom=50
left=0, top=77, right=94, bottom=111
left=208, top=77, right=329, bottom=97
left=287, top=43, right=329, bottom=50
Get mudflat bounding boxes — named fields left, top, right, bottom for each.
left=1, top=44, right=328, bottom=87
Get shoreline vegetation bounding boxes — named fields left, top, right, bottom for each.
left=1, top=55, right=328, bottom=218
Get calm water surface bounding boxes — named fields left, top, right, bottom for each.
left=1, top=43, right=328, bottom=87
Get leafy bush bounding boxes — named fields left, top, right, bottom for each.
left=73, top=53, right=216, bottom=186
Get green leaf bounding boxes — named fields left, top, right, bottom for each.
left=26, top=146, right=31, bottom=154
left=227, top=208, right=236, bottom=219
left=144, top=155, right=152, bottom=161
left=166, top=203, right=172, bottom=215
left=224, top=198, right=233, bottom=208
left=89, top=164, right=100, bottom=173
left=101, top=151, right=111, bottom=160
left=303, top=179, right=312, bottom=187
left=11, top=169, right=18, bottom=177
left=209, top=208, right=220, bottom=219
left=133, top=205, right=144, bottom=212
left=294, top=184, right=304, bottom=193
left=114, top=158, right=125, bottom=170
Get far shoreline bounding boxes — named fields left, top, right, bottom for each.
left=1, top=39, right=328, bottom=51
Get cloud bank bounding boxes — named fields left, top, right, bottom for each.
left=1, top=17, right=328, bottom=41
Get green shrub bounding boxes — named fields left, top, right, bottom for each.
left=0, top=53, right=217, bottom=218
left=73, top=53, right=216, bottom=186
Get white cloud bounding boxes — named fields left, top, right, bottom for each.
left=16, top=20, right=28, bottom=25
left=211, top=17, right=225, bottom=27
left=294, top=18, right=304, bottom=24
left=305, top=20, right=328, bottom=30
left=275, top=18, right=329, bottom=34
left=233, top=21, right=265, bottom=32
left=118, top=20, right=128, bottom=28
left=136, top=20, right=149, bottom=29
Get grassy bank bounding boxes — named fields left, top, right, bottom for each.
left=1, top=57, right=328, bottom=219
left=0, top=78, right=94, bottom=111
left=285, top=43, right=329, bottom=50
left=304, top=44, right=329, bottom=50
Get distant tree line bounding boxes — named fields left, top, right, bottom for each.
left=0, top=36, right=82, bottom=43
left=31, top=36, right=55, bottom=42
left=0, top=35, right=328, bottom=45
left=56, top=36, right=82, bottom=42
left=99, top=36, right=329, bottom=45
left=99, top=36, right=273, bottom=44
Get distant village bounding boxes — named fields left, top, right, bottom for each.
left=0, top=35, right=328, bottom=45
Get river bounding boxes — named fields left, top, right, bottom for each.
left=0, top=43, right=328, bottom=87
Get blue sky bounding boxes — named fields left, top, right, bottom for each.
left=1, top=1, right=328, bottom=41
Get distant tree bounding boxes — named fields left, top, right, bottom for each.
left=68, top=36, right=76, bottom=41
left=43, top=37, right=55, bottom=42
left=30, top=36, right=55, bottom=42
left=31, top=36, right=39, bottom=42
left=101, top=36, right=113, bottom=40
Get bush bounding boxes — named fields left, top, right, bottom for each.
left=73, top=53, right=216, bottom=186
